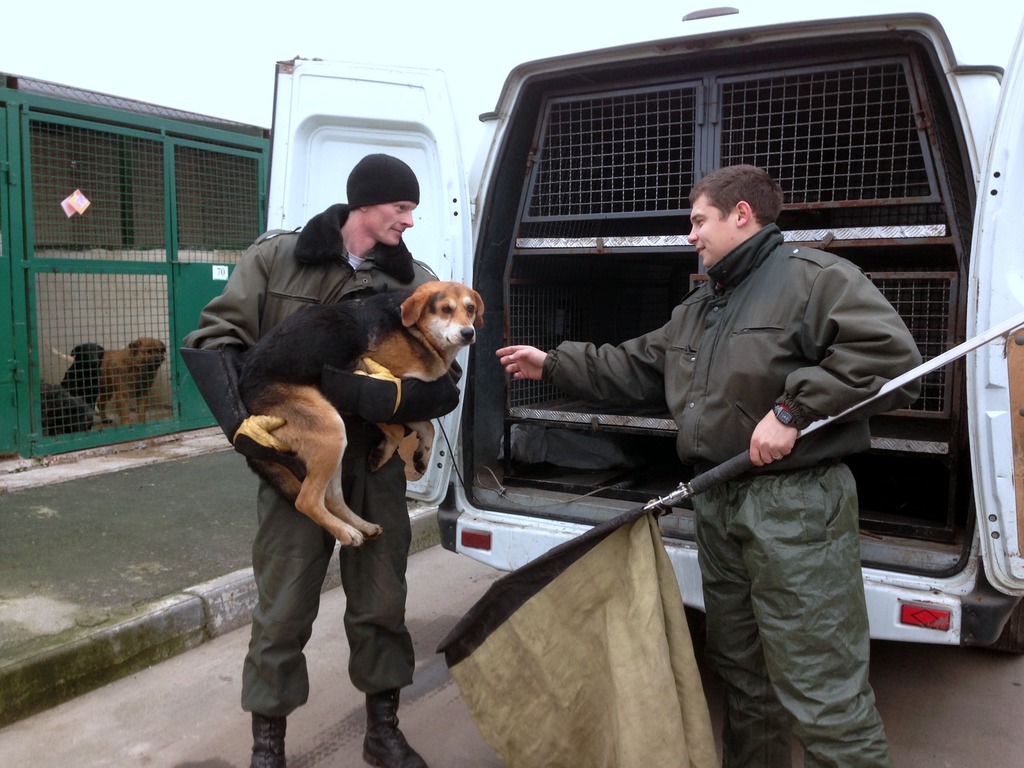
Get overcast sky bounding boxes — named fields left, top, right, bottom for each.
left=3, top=1, right=1021, bottom=154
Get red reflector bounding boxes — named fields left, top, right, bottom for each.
left=900, top=603, right=951, bottom=631
left=461, top=529, right=492, bottom=551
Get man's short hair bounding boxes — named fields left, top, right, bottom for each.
left=688, top=165, right=783, bottom=225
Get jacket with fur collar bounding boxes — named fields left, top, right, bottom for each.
left=294, top=203, right=416, bottom=283
left=185, top=204, right=435, bottom=350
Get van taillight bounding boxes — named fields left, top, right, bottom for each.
left=900, top=604, right=951, bottom=631
left=461, top=529, right=492, bottom=551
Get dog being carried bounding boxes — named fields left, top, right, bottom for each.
left=238, top=280, right=483, bottom=546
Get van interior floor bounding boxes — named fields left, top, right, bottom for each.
left=487, top=460, right=968, bottom=576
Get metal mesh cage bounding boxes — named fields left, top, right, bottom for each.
left=507, top=249, right=591, bottom=410
left=35, top=271, right=171, bottom=435
left=872, top=273, right=957, bottom=416
left=508, top=52, right=957, bottom=422
left=507, top=282, right=589, bottom=408
left=521, top=56, right=938, bottom=242
left=526, top=85, right=698, bottom=221
left=175, top=145, right=262, bottom=264
left=719, top=60, right=934, bottom=205
left=30, top=121, right=166, bottom=258
left=506, top=255, right=678, bottom=408
left=2, top=77, right=267, bottom=456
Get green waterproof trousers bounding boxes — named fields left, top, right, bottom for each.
left=693, top=462, right=893, bottom=768
left=241, top=421, right=416, bottom=717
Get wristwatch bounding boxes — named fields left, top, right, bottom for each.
left=772, top=403, right=795, bottom=426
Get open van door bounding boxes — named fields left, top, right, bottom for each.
left=968, top=20, right=1024, bottom=595
left=267, top=57, right=472, bottom=504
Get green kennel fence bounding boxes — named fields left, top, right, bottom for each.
left=0, top=73, right=269, bottom=458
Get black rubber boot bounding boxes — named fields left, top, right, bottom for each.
left=363, top=689, right=428, bottom=768
left=250, top=713, right=287, bottom=768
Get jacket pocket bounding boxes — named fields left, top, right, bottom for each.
left=261, top=291, right=320, bottom=331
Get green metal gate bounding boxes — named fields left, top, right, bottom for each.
left=0, top=74, right=268, bottom=458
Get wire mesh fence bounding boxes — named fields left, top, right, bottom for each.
left=1, top=79, right=267, bottom=456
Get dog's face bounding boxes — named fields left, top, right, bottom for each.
left=400, top=281, right=484, bottom=351
left=128, top=337, right=167, bottom=370
left=62, top=343, right=106, bottom=405
left=69, top=343, right=106, bottom=365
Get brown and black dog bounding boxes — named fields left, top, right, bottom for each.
left=96, top=337, right=167, bottom=424
left=238, top=281, right=483, bottom=545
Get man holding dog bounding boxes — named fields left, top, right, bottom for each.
left=185, top=154, right=456, bottom=768
left=497, top=164, right=922, bottom=767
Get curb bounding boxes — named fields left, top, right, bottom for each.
left=0, top=428, right=228, bottom=494
left=0, top=506, right=440, bottom=728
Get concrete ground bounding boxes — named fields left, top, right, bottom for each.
left=0, top=428, right=440, bottom=728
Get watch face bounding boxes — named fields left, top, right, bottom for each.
left=773, top=405, right=794, bottom=425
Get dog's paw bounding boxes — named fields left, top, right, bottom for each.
left=366, top=449, right=386, bottom=472
left=342, top=530, right=365, bottom=547
left=412, top=450, right=428, bottom=475
left=334, top=523, right=366, bottom=547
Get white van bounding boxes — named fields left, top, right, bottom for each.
left=267, top=13, right=1024, bottom=651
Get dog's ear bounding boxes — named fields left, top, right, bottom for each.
left=128, top=338, right=143, bottom=356
left=400, top=287, right=432, bottom=327
left=470, top=288, right=485, bottom=328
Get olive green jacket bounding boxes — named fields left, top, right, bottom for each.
left=544, top=225, right=923, bottom=469
left=184, top=204, right=437, bottom=352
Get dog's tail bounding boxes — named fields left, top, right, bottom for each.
left=243, top=447, right=308, bottom=487
left=245, top=457, right=305, bottom=509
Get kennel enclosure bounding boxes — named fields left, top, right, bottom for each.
left=0, top=73, right=269, bottom=458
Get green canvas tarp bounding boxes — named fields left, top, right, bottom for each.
left=437, top=506, right=719, bottom=768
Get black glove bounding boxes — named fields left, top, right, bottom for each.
left=321, top=364, right=401, bottom=423
left=320, top=364, right=461, bottom=424
left=392, top=376, right=461, bottom=422
left=179, top=347, right=306, bottom=478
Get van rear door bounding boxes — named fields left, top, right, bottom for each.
left=968, top=20, right=1024, bottom=595
left=267, top=57, right=470, bottom=504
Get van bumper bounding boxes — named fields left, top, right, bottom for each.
left=440, top=503, right=1022, bottom=648
left=960, top=575, right=1021, bottom=647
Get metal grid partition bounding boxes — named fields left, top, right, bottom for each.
left=718, top=59, right=936, bottom=207
left=175, top=144, right=263, bottom=263
left=507, top=250, right=595, bottom=410
left=519, top=56, right=943, bottom=243
left=507, top=282, right=591, bottom=409
left=506, top=255, right=679, bottom=409
left=524, top=85, right=698, bottom=225
left=30, top=121, right=166, bottom=258
left=872, top=272, right=957, bottom=417
left=24, top=120, right=263, bottom=442
left=35, top=272, right=170, bottom=435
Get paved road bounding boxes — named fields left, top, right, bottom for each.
left=0, top=546, right=503, bottom=768
left=2, top=544, right=1024, bottom=767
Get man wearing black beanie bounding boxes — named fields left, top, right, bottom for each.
left=185, top=153, right=457, bottom=768
left=347, top=153, right=421, bottom=208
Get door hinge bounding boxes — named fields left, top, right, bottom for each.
left=0, top=160, right=18, bottom=186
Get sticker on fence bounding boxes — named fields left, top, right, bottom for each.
left=60, top=189, right=91, bottom=217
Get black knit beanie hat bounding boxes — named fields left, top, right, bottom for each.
left=346, top=153, right=420, bottom=207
